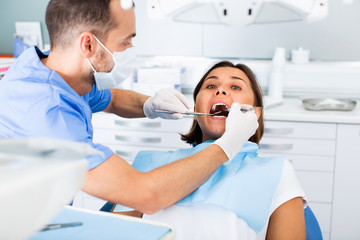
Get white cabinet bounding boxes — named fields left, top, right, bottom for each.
left=92, top=113, right=193, bottom=163
left=331, top=124, right=360, bottom=240
left=259, top=120, right=336, bottom=239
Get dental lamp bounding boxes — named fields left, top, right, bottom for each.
left=121, top=0, right=134, bottom=10
left=147, top=0, right=329, bottom=26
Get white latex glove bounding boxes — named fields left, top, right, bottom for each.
left=143, top=88, right=191, bottom=119
left=213, top=102, right=259, bottom=164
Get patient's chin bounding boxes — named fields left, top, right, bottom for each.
left=202, top=127, right=225, bottom=141
left=211, top=123, right=225, bottom=133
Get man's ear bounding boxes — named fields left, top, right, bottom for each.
left=79, top=32, right=97, bottom=58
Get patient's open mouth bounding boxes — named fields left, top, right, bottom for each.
left=210, top=103, right=229, bottom=117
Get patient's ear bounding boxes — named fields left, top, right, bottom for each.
left=193, top=106, right=197, bottom=121
left=255, top=107, right=262, bottom=120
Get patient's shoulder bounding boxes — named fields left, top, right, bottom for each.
left=270, top=159, right=307, bottom=214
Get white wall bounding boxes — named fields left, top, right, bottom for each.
left=133, top=0, right=360, bottom=61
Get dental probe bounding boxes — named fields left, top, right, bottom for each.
left=155, top=110, right=216, bottom=116
left=155, top=106, right=256, bottom=116
left=40, top=222, right=83, bottom=231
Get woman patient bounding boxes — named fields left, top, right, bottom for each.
left=113, top=61, right=307, bottom=240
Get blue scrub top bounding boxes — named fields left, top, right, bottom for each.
left=0, top=47, right=114, bottom=169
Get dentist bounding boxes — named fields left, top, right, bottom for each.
left=0, top=0, right=259, bottom=214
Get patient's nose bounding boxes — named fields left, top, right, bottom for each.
left=216, top=90, right=227, bottom=95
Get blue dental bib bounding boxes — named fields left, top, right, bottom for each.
left=119, top=141, right=285, bottom=232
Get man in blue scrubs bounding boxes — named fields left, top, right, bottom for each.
left=0, top=0, right=259, bottom=214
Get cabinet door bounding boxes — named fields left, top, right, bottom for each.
left=93, top=129, right=190, bottom=148
left=92, top=113, right=193, bottom=133
left=259, top=137, right=336, bottom=156
left=263, top=121, right=336, bottom=140
left=106, top=145, right=182, bottom=164
left=310, top=202, right=332, bottom=235
left=331, top=124, right=360, bottom=239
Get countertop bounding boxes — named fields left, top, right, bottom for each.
left=264, top=98, right=360, bottom=124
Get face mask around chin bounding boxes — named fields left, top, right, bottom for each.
left=93, top=47, right=136, bottom=91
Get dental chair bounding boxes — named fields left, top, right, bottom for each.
left=304, top=206, right=323, bottom=240
left=100, top=202, right=322, bottom=239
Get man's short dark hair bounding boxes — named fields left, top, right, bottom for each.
left=46, top=0, right=117, bottom=49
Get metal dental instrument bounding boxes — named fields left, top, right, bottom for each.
left=40, top=222, right=83, bottom=231
left=155, top=106, right=257, bottom=116
left=155, top=110, right=216, bottom=116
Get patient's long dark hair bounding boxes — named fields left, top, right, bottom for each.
left=181, top=61, right=264, bottom=145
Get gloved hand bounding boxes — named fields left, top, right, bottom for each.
left=143, top=88, right=192, bottom=119
left=213, top=102, right=259, bottom=164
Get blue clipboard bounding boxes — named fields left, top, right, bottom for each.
left=29, top=206, right=174, bottom=240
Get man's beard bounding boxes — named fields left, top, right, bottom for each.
left=85, top=49, right=107, bottom=86
left=94, top=48, right=112, bottom=72
left=86, top=72, right=96, bottom=86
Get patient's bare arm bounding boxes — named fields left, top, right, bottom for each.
left=266, top=197, right=306, bottom=240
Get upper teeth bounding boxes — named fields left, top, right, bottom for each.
left=211, top=103, right=228, bottom=111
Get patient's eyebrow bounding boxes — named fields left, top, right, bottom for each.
left=231, top=76, right=246, bottom=82
left=205, top=75, right=247, bottom=84
left=205, top=75, right=218, bottom=81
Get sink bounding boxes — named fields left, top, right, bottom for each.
left=0, top=138, right=100, bottom=240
